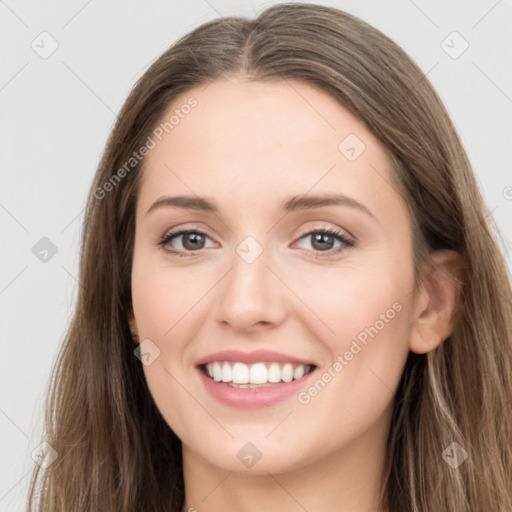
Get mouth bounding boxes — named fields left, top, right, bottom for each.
left=195, top=350, right=318, bottom=408
left=199, top=361, right=316, bottom=388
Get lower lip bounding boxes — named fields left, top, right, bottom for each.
left=197, top=367, right=316, bottom=409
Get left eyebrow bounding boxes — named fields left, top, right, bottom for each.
left=281, top=192, right=375, bottom=218
left=145, top=192, right=374, bottom=218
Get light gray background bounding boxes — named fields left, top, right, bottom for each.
left=1, top=0, right=511, bottom=510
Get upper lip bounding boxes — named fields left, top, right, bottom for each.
left=195, top=349, right=316, bottom=367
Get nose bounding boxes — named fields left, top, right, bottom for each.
left=213, top=238, right=288, bottom=334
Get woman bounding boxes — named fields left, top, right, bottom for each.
left=27, top=3, right=512, bottom=511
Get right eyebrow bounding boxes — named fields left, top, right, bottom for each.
left=145, top=195, right=218, bottom=217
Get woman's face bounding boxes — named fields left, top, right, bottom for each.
left=130, top=76, right=417, bottom=474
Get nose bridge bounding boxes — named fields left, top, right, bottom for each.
left=213, top=231, right=285, bottom=331
left=229, top=232, right=272, bottom=301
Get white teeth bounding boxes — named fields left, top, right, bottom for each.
left=232, top=362, right=249, bottom=384
left=293, top=365, right=305, bottom=380
left=212, top=362, right=222, bottom=382
left=281, top=363, right=294, bottom=383
left=268, top=363, right=281, bottom=383
left=249, top=362, right=268, bottom=384
left=204, top=361, right=313, bottom=385
left=221, top=362, right=232, bottom=382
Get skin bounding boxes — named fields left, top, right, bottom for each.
left=128, top=76, right=462, bottom=512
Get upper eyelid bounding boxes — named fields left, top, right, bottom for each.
left=161, top=225, right=350, bottom=238
left=160, top=225, right=354, bottom=247
left=160, top=220, right=355, bottom=238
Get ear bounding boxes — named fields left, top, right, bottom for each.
left=126, top=304, right=139, bottom=344
left=409, top=249, right=466, bottom=354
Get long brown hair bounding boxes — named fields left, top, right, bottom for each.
left=26, top=3, right=512, bottom=510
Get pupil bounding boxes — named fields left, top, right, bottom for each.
left=313, top=233, right=333, bottom=250
left=184, top=233, right=203, bottom=249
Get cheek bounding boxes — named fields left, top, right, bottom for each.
left=291, top=259, right=413, bottom=408
left=289, top=259, right=411, bottom=348
left=131, top=254, right=208, bottom=340
left=131, top=259, right=207, bottom=439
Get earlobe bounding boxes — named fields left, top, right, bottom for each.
left=126, top=306, right=139, bottom=344
left=409, top=249, right=466, bottom=354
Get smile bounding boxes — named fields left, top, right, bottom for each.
left=201, top=361, right=315, bottom=387
left=195, top=350, right=318, bottom=408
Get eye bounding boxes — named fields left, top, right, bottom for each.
left=294, top=228, right=355, bottom=257
left=158, top=229, right=215, bottom=257
left=157, top=227, right=355, bottom=258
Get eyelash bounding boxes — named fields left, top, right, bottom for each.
left=157, top=227, right=355, bottom=259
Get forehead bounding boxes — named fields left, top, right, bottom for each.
left=137, top=77, right=399, bottom=221
left=146, top=77, right=386, bottom=162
